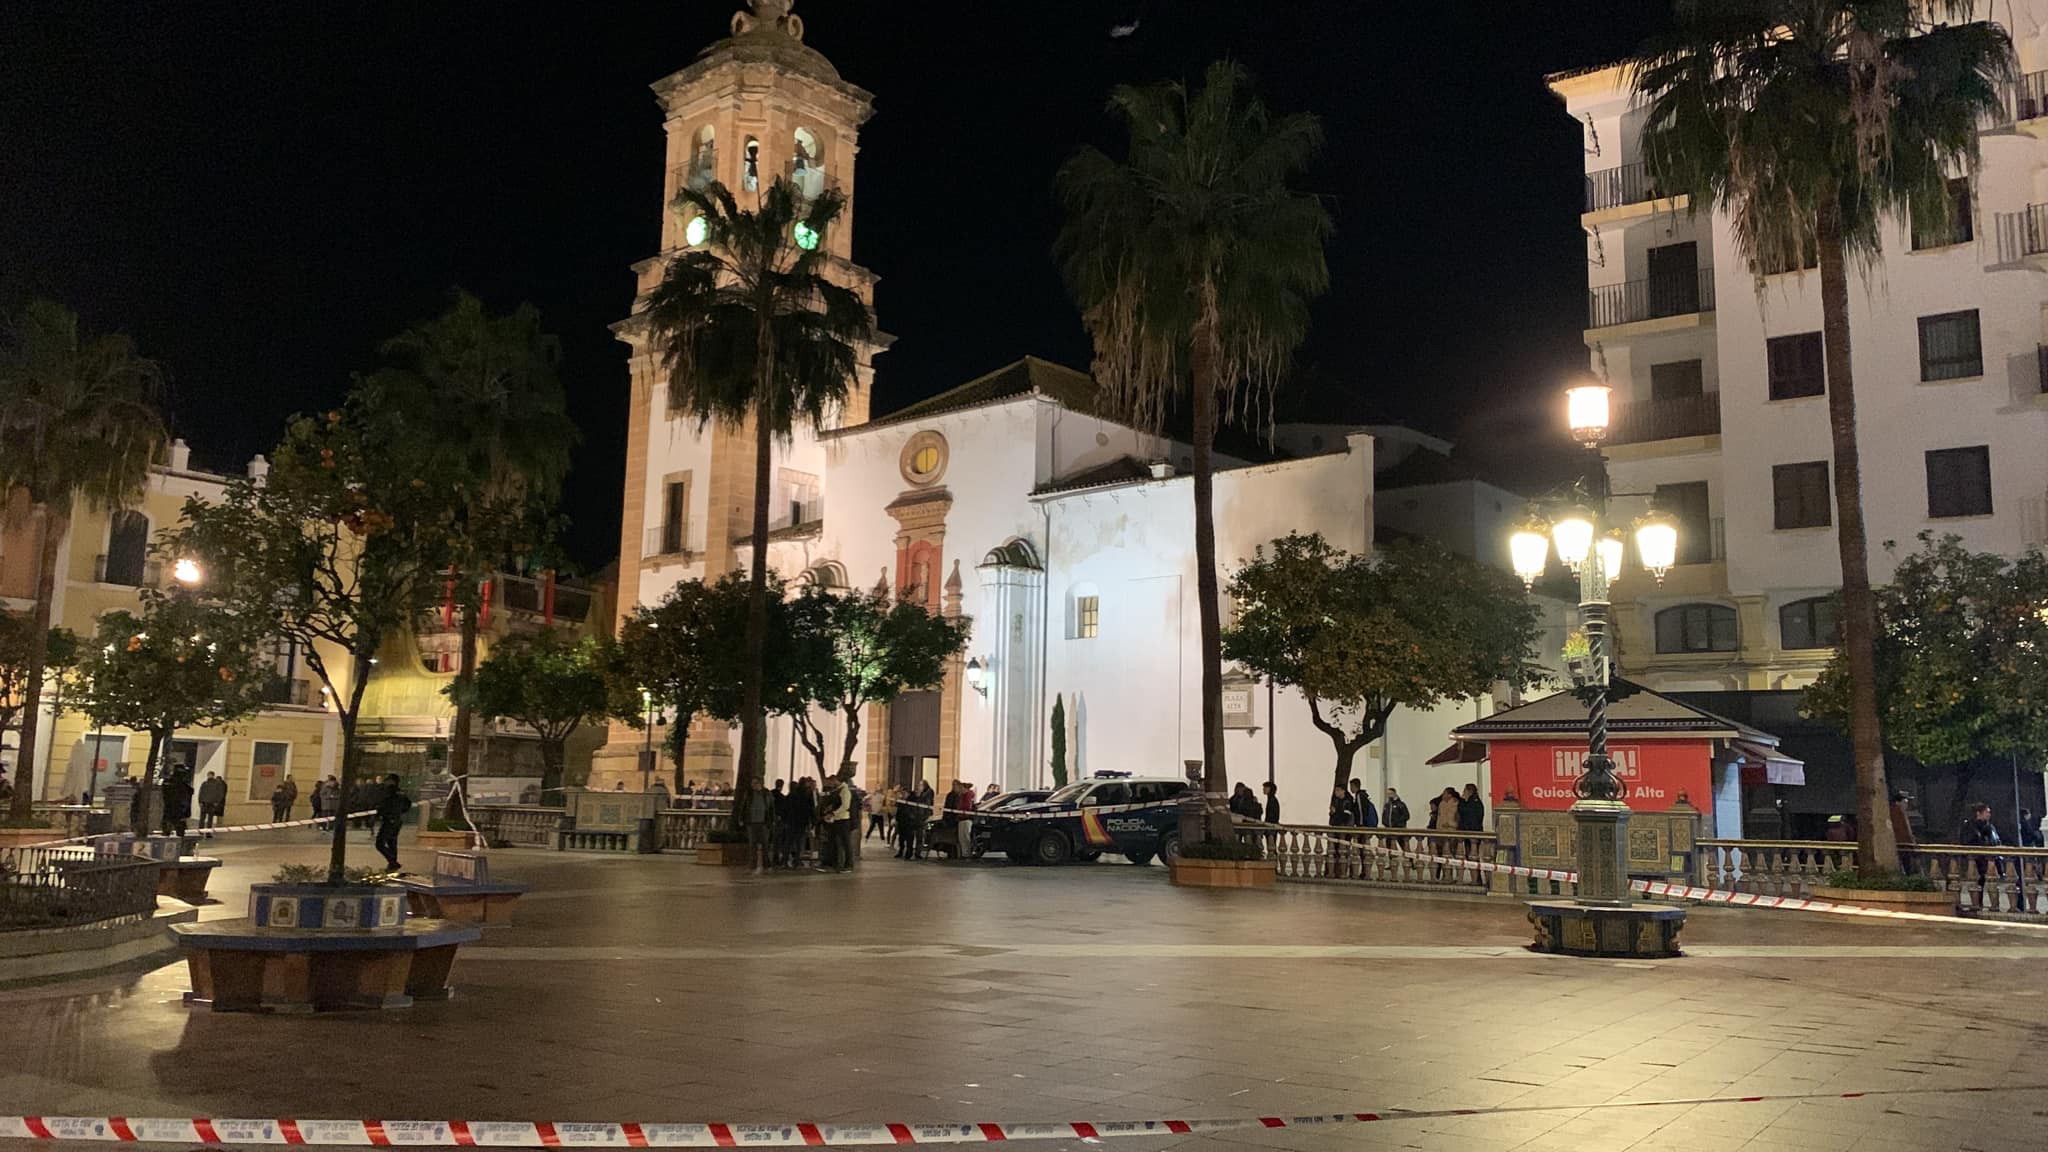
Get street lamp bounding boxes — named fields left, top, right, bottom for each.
left=965, top=657, right=988, bottom=696
left=1510, top=378, right=1682, bottom=912
left=171, top=557, right=203, bottom=586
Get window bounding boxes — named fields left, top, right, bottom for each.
left=247, top=740, right=291, bottom=802
left=1076, top=595, right=1100, bottom=639
left=1918, top=310, right=1982, bottom=381
left=1911, top=178, right=1973, bottom=250
left=1772, top=461, right=1832, bottom=529
left=102, top=510, right=150, bottom=586
left=1082, top=782, right=1129, bottom=807
left=1779, top=597, right=1841, bottom=650
left=791, top=127, right=826, bottom=200
left=741, top=136, right=760, bottom=192
left=781, top=469, right=819, bottom=526
left=1649, top=360, right=1705, bottom=403
left=1655, top=604, right=1738, bottom=654
left=686, top=124, right=716, bottom=192
left=1653, top=481, right=1712, bottom=566
left=1925, top=445, right=1993, bottom=518
left=1766, top=332, right=1825, bottom=399
left=661, top=478, right=688, bottom=554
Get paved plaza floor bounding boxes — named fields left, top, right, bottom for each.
left=3, top=830, right=2047, bottom=1150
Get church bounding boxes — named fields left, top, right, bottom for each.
left=588, top=1, right=1377, bottom=808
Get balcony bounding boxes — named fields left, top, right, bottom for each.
left=1587, top=267, right=1715, bottom=331
left=2019, top=203, right=2048, bottom=258
left=260, top=678, right=315, bottom=707
left=499, top=574, right=594, bottom=624
left=1583, top=162, right=1669, bottom=214
left=644, top=525, right=697, bottom=562
left=1989, top=69, right=2048, bottom=126
left=92, top=554, right=160, bottom=588
left=1608, top=393, right=1721, bottom=445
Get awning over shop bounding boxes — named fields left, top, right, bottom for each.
left=1426, top=740, right=1487, bottom=766
left=1732, top=739, right=1805, bottom=786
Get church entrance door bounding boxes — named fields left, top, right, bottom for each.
left=889, top=690, right=940, bottom=792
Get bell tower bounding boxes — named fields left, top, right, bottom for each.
left=594, top=1, right=882, bottom=791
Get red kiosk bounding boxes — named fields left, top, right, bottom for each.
left=1443, top=679, right=1801, bottom=840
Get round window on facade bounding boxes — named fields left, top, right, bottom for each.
left=900, top=430, right=949, bottom=487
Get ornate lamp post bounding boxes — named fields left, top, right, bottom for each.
left=1509, top=382, right=1686, bottom=955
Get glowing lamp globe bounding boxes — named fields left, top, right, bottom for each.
left=684, top=215, right=709, bottom=247
left=1635, top=512, right=1679, bottom=582
left=172, top=558, right=203, bottom=586
left=1551, top=508, right=1596, bottom=573
left=1597, top=533, right=1624, bottom=583
left=1566, top=383, right=1612, bottom=446
left=1509, top=524, right=1550, bottom=589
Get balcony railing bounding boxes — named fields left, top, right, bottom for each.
left=1587, top=267, right=1715, bottom=329
left=2019, top=203, right=2048, bottom=257
left=1608, top=392, right=1722, bottom=444
left=1583, top=161, right=1666, bottom=213
left=644, top=526, right=695, bottom=560
left=2001, top=69, right=2048, bottom=124
left=92, top=554, right=160, bottom=588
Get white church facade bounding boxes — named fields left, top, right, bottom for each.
left=592, top=2, right=1524, bottom=814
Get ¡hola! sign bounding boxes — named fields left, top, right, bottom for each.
left=1490, top=739, right=1712, bottom=812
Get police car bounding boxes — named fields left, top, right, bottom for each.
left=988, top=774, right=1190, bottom=866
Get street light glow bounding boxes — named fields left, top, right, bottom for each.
left=172, top=557, right=203, bottom=585
left=1565, top=383, right=1612, bottom=445
left=1597, top=533, right=1624, bottom=583
left=1551, top=508, right=1595, bottom=572
left=1635, top=512, right=1678, bottom=582
left=1509, top=521, right=1550, bottom=588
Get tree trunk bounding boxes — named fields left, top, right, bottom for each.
left=540, top=738, right=565, bottom=794
left=327, top=652, right=373, bottom=884
left=444, top=598, right=480, bottom=824
left=9, top=506, right=66, bottom=820
left=1309, top=697, right=1386, bottom=796
left=733, top=319, right=776, bottom=826
left=838, top=701, right=864, bottom=776
left=1188, top=284, right=1231, bottom=843
left=1816, top=197, right=1898, bottom=875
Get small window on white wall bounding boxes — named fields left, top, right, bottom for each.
left=1076, top=596, right=1100, bottom=639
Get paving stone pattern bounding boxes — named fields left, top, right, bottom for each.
left=1, top=831, right=2044, bottom=1151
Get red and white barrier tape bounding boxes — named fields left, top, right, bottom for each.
left=889, top=799, right=1179, bottom=822
left=22, top=812, right=378, bottom=850
left=1317, top=833, right=2048, bottom=928
left=3, top=1085, right=2040, bottom=1146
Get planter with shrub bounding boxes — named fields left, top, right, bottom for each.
left=0, top=818, right=58, bottom=850
left=1811, top=869, right=1952, bottom=914
left=1169, top=838, right=1277, bottom=889
left=416, top=817, right=475, bottom=852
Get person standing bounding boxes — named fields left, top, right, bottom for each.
left=1383, top=788, right=1410, bottom=829
left=1889, top=790, right=1918, bottom=871
left=742, top=773, right=772, bottom=873
left=374, top=773, right=412, bottom=871
left=196, top=771, right=227, bottom=833
left=866, top=786, right=890, bottom=842
left=819, top=771, right=857, bottom=873
left=1327, top=784, right=1355, bottom=827
left=270, top=781, right=291, bottom=823
left=2019, top=808, right=2045, bottom=849
left=649, top=776, right=670, bottom=808
left=1348, top=779, right=1378, bottom=828
left=1456, top=783, right=1485, bottom=832
left=1262, top=780, right=1281, bottom=825
left=1432, top=787, right=1461, bottom=832
left=898, top=780, right=933, bottom=859
left=780, top=778, right=815, bottom=870
left=160, top=762, right=195, bottom=837
left=279, top=774, right=299, bottom=820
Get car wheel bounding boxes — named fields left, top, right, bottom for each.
left=1159, top=833, right=1181, bottom=866
left=1126, top=852, right=1154, bottom=867
left=1032, top=830, right=1072, bottom=866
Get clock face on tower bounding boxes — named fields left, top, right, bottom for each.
left=793, top=221, right=820, bottom=251
left=684, top=215, right=709, bottom=247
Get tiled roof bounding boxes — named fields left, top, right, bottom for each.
left=1450, top=679, right=1774, bottom=742
left=866, top=356, right=1098, bottom=429
left=1032, top=456, right=1154, bottom=496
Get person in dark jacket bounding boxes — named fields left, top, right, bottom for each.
left=196, top=772, right=228, bottom=832
left=779, top=778, right=816, bottom=869
left=897, top=779, right=934, bottom=859
left=1383, top=788, right=1410, bottom=829
left=160, top=762, right=194, bottom=837
left=1327, top=784, right=1355, bottom=826
left=1229, top=783, right=1260, bottom=819
left=2019, top=808, right=2044, bottom=849
left=1456, top=783, right=1486, bottom=832
left=1348, top=779, right=1378, bottom=828
left=1958, top=802, right=2005, bottom=907
left=373, top=773, right=411, bottom=870
left=1261, top=780, right=1281, bottom=825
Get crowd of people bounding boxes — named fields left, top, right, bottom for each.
left=720, top=774, right=1012, bottom=871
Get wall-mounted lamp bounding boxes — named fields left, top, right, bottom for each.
left=965, top=656, right=988, bottom=696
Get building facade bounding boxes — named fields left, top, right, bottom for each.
left=1551, top=13, right=2048, bottom=701
left=1, top=442, right=346, bottom=824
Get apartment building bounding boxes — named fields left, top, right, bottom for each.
left=1550, top=15, right=2048, bottom=703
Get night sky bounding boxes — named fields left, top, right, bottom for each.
left=2, top=1, right=1668, bottom=569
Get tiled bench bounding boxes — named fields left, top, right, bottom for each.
left=396, top=852, right=527, bottom=924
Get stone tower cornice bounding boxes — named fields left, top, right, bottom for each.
left=655, top=0, right=873, bottom=116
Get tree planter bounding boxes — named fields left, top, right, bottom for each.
left=697, top=841, right=752, bottom=866
left=169, top=882, right=480, bottom=1012
left=1170, top=857, right=1277, bottom=889
left=416, top=829, right=476, bottom=852
left=1810, top=886, right=1955, bottom=915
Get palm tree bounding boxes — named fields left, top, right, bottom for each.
left=376, top=292, right=575, bottom=812
left=644, top=178, right=869, bottom=815
left=1055, top=61, right=1330, bottom=842
left=0, top=300, right=165, bottom=820
left=1631, top=1, right=2013, bottom=873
